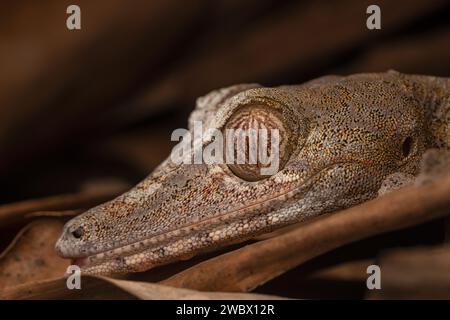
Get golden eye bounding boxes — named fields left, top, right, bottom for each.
left=224, top=104, right=293, bottom=181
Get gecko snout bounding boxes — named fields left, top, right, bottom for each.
left=55, top=222, right=90, bottom=258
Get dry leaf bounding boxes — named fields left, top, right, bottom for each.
left=307, top=259, right=374, bottom=282
left=0, top=184, right=127, bottom=227
left=367, top=244, right=450, bottom=299
left=25, top=210, right=83, bottom=219
left=0, top=219, right=69, bottom=290
left=100, top=277, right=288, bottom=300
left=1, top=276, right=288, bottom=300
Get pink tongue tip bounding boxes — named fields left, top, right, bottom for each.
left=71, top=257, right=88, bottom=268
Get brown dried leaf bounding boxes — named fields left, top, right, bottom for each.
left=1, top=276, right=288, bottom=300
left=101, top=277, right=288, bottom=300
left=0, top=183, right=127, bottom=227
left=367, top=244, right=450, bottom=299
left=0, top=219, right=69, bottom=290
left=25, top=210, right=83, bottom=219
left=307, top=259, right=374, bottom=282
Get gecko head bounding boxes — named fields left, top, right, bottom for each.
left=56, top=73, right=437, bottom=275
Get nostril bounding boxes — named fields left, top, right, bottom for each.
left=71, top=226, right=84, bottom=239
left=402, top=136, right=413, bottom=158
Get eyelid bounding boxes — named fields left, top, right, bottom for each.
left=223, top=105, right=289, bottom=181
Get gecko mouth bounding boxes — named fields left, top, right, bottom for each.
left=71, top=257, right=89, bottom=268
left=62, top=161, right=367, bottom=275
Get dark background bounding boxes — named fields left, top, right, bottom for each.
left=1, top=0, right=449, bottom=203
left=0, top=0, right=449, bottom=300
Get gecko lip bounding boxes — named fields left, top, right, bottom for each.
left=59, top=161, right=368, bottom=274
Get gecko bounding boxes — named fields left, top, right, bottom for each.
left=55, top=71, right=449, bottom=275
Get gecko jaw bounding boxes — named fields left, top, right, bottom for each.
left=74, top=204, right=303, bottom=275
left=66, top=186, right=305, bottom=275
left=62, top=161, right=365, bottom=275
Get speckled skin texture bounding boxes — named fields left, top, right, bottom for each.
left=55, top=71, right=449, bottom=275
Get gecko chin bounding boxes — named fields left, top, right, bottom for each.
left=55, top=161, right=375, bottom=275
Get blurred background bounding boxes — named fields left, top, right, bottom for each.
left=1, top=0, right=449, bottom=202
left=0, top=0, right=449, bottom=299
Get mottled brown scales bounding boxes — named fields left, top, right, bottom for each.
left=56, top=72, right=449, bottom=275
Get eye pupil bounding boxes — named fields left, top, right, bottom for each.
left=71, top=227, right=84, bottom=239
left=402, top=136, right=413, bottom=158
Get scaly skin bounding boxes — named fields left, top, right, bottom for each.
left=55, top=71, right=449, bottom=275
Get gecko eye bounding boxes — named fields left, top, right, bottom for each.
left=401, top=136, right=413, bottom=158
left=71, top=226, right=84, bottom=239
left=223, top=104, right=292, bottom=181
